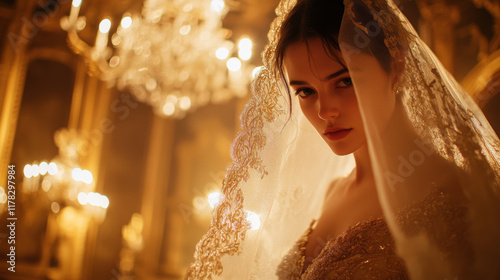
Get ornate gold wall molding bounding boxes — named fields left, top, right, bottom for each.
left=0, top=0, right=38, bottom=188
left=27, top=47, right=77, bottom=69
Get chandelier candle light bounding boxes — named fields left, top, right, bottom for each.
left=61, top=0, right=257, bottom=118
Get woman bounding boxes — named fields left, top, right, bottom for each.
left=186, top=0, right=500, bottom=279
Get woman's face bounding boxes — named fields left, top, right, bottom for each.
left=283, top=38, right=366, bottom=156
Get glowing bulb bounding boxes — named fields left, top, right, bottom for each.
left=78, top=192, right=88, bottom=205
left=179, top=96, right=192, bottom=110
left=41, top=178, right=51, bottom=192
left=226, top=57, right=241, bottom=72
left=146, top=78, right=157, bottom=91
left=81, top=170, right=93, bottom=184
left=179, top=25, right=191, bottom=35
left=121, top=16, right=132, bottom=29
left=72, top=0, right=82, bottom=8
left=215, top=47, right=229, bottom=60
left=51, top=202, right=60, bottom=213
left=246, top=211, right=261, bottom=230
left=252, top=66, right=264, bottom=79
left=100, top=195, right=110, bottom=208
left=109, top=56, right=120, bottom=67
left=238, top=38, right=252, bottom=50
left=24, top=164, right=33, bottom=178
left=163, top=102, right=175, bottom=116
left=211, top=0, right=225, bottom=12
left=39, top=162, right=48, bottom=175
left=48, top=162, right=58, bottom=175
left=72, top=168, right=82, bottom=181
left=31, top=164, right=40, bottom=177
left=88, top=192, right=99, bottom=206
left=99, top=19, right=112, bottom=33
left=166, top=95, right=178, bottom=104
left=208, top=192, right=222, bottom=208
left=238, top=49, right=252, bottom=61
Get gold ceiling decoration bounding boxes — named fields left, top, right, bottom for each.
left=61, top=0, right=254, bottom=118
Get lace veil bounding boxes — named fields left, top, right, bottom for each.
left=186, top=0, right=500, bottom=279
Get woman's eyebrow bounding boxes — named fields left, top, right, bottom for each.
left=322, top=68, right=349, bottom=81
left=289, top=68, right=348, bottom=86
left=289, top=80, right=308, bottom=86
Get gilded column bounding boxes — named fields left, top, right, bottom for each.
left=137, top=115, right=176, bottom=277
left=417, top=0, right=461, bottom=75
left=0, top=0, right=37, bottom=186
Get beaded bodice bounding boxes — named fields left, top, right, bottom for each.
left=276, top=217, right=408, bottom=279
left=276, top=188, right=468, bottom=279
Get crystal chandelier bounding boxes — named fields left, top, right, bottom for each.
left=22, top=129, right=109, bottom=221
left=61, top=0, right=254, bottom=118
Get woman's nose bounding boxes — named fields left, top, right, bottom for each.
left=317, top=92, right=340, bottom=120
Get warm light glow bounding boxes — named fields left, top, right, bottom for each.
left=24, top=164, right=33, bottom=178
left=246, top=210, right=261, bottom=230
left=31, top=164, right=40, bottom=177
left=146, top=78, right=157, bottom=91
left=71, top=168, right=93, bottom=184
left=215, top=47, right=229, bottom=60
left=62, top=0, right=252, bottom=119
left=78, top=192, right=88, bottom=205
left=179, top=25, right=191, bottom=35
left=109, top=56, right=120, bottom=67
left=192, top=196, right=206, bottom=210
left=99, top=19, right=112, bottom=33
left=80, top=192, right=109, bottom=208
left=227, top=57, right=241, bottom=72
left=238, top=37, right=252, bottom=61
left=211, top=0, right=225, bottom=12
left=48, top=162, right=58, bottom=175
left=88, top=192, right=99, bottom=206
left=238, top=38, right=252, bottom=50
left=51, top=202, right=60, bottom=213
left=72, top=0, right=82, bottom=8
left=100, top=195, right=110, bottom=208
left=163, top=102, right=175, bottom=116
left=42, top=178, right=51, bottom=192
left=252, top=66, right=264, bottom=79
left=183, top=3, right=193, bottom=12
left=166, top=94, right=178, bottom=104
left=111, top=33, right=121, bottom=46
left=81, top=170, right=93, bottom=184
left=72, top=168, right=82, bottom=181
left=179, top=96, right=192, bottom=110
left=238, top=49, right=252, bottom=61
left=39, top=162, right=48, bottom=175
left=0, top=187, right=6, bottom=204
left=121, top=16, right=132, bottom=29
left=208, top=192, right=222, bottom=208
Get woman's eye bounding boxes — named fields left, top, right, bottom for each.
left=338, top=78, right=352, bottom=87
left=295, top=88, right=316, bottom=98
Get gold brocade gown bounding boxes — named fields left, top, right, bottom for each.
left=276, top=187, right=469, bottom=279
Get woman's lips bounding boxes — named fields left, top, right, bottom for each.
left=324, top=128, right=352, bottom=141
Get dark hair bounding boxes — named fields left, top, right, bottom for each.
left=275, top=0, right=345, bottom=76
left=274, top=0, right=395, bottom=112
left=275, top=0, right=345, bottom=101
